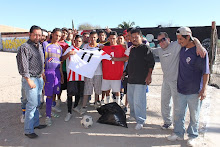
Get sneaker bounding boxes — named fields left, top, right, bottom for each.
left=45, top=117, right=52, bottom=126
left=79, top=108, right=87, bottom=115
left=56, top=99, right=61, bottom=107
left=187, top=138, right=197, bottom=146
left=127, top=116, right=136, bottom=121
left=64, top=113, right=72, bottom=122
left=20, top=114, right=25, bottom=123
left=100, top=100, right=105, bottom=105
left=73, top=106, right=80, bottom=114
left=161, top=124, right=172, bottom=130
left=52, top=106, right=62, bottom=112
left=96, top=100, right=101, bottom=106
left=25, top=133, right=38, bottom=139
left=135, top=124, right=143, bottom=130
left=167, top=133, right=183, bottom=141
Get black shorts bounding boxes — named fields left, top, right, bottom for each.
left=61, top=71, right=67, bottom=90
left=67, top=81, right=84, bottom=97
left=122, top=77, right=128, bottom=94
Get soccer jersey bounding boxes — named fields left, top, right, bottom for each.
left=59, top=41, right=69, bottom=72
left=43, top=41, right=62, bottom=70
left=63, top=46, right=85, bottom=82
left=102, top=45, right=126, bottom=80
left=68, top=46, right=111, bottom=78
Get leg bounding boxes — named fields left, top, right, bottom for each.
left=127, top=83, right=135, bottom=118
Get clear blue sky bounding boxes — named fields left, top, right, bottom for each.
left=1, top=0, right=219, bottom=31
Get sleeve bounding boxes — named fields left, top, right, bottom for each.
left=125, top=46, right=132, bottom=56
left=16, top=45, right=30, bottom=78
left=202, top=52, right=210, bottom=75
left=145, top=46, right=155, bottom=69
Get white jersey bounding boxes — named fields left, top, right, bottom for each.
left=83, top=43, right=104, bottom=75
left=67, top=46, right=111, bottom=78
left=63, top=46, right=85, bottom=82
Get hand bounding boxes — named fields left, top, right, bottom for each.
left=105, top=26, right=112, bottom=33
left=72, top=29, right=78, bottom=36
left=145, top=75, right=152, bottom=85
left=121, top=72, right=126, bottom=81
left=99, top=45, right=104, bottom=50
left=196, top=45, right=206, bottom=58
left=111, top=57, right=116, bottom=61
left=198, top=89, right=206, bottom=100
left=69, top=50, right=76, bottom=55
left=27, top=79, right=36, bottom=89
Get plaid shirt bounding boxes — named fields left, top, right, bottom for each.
left=16, top=39, right=44, bottom=78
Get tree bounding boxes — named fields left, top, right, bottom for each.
left=78, top=23, right=101, bottom=30
left=118, top=21, right=135, bottom=29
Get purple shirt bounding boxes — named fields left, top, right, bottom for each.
left=177, top=46, right=210, bottom=95
left=43, top=41, right=62, bottom=70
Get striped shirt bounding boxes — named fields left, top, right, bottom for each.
left=16, top=39, right=44, bottom=78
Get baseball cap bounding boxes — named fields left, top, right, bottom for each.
left=123, top=30, right=128, bottom=36
left=176, top=27, right=194, bottom=40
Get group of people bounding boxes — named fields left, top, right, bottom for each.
left=16, top=25, right=209, bottom=147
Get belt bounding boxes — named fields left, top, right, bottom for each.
left=30, top=74, right=42, bottom=78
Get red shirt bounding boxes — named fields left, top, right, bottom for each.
left=59, top=41, right=69, bottom=52
left=102, top=45, right=126, bottom=80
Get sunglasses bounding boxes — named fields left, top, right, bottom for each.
left=158, top=37, right=166, bottom=43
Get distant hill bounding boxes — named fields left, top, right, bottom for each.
left=0, top=25, right=28, bottom=33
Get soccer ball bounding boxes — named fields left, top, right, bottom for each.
left=80, top=115, right=93, bottom=128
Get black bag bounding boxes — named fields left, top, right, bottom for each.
left=97, top=102, right=128, bottom=128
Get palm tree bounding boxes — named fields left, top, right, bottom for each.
left=118, top=21, right=135, bottom=29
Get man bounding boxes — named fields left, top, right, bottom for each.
left=101, top=31, right=126, bottom=105
left=123, top=28, right=155, bottom=130
left=41, top=29, right=48, bottom=44
left=43, top=28, right=64, bottom=126
left=157, top=32, right=206, bottom=130
left=167, top=27, right=209, bottom=147
left=98, top=30, right=110, bottom=46
left=81, top=32, right=90, bottom=47
left=16, top=25, right=47, bottom=139
left=62, top=35, right=85, bottom=121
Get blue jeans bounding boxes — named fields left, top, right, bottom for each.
left=21, top=78, right=27, bottom=114
left=23, top=77, right=43, bottom=134
left=127, top=83, right=147, bottom=124
left=161, top=80, right=178, bottom=124
left=174, top=92, right=202, bottom=138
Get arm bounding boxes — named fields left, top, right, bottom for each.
left=111, top=56, right=128, bottom=61
left=60, top=63, right=64, bottom=84
left=145, top=68, right=153, bottom=85
left=62, top=50, right=75, bottom=61
left=198, top=74, right=209, bottom=100
left=194, top=37, right=206, bottom=58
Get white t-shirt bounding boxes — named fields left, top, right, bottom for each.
left=67, top=45, right=111, bottom=78
left=83, top=43, right=104, bottom=75
left=63, top=46, right=84, bottom=82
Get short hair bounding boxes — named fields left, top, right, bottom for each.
left=62, top=27, right=68, bottom=32
left=52, top=28, right=62, bottom=34
left=83, top=32, right=90, bottom=36
left=98, top=30, right=106, bottom=35
left=130, top=28, right=142, bottom=36
left=75, top=35, right=83, bottom=40
left=109, top=31, right=118, bottom=37
left=68, top=28, right=73, bottom=31
left=41, top=29, right=48, bottom=33
left=127, top=28, right=133, bottom=33
left=118, top=33, right=124, bottom=37
left=90, top=31, right=97, bottom=36
left=158, top=32, right=169, bottom=38
left=30, top=25, right=41, bottom=33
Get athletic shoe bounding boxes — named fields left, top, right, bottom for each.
left=52, top=106, right=62, bottom=112
left=161, top=124, right=172, bottom=130
left=20, top=114, right=25, bottom=123
left=73, top=106, right=80, bottom=114
left=34, top=125, right=47, bottom=129
left=45, top=117, right=52, bottom=126
left=25, top=133, right=38, bottom=139
left=135, top=124, right=143, bottom=130
left=187, top=137, right=197, bottom=146
left=79, top=108, right=87, bottom=115
left=56, top=99, right=61, bottom=107
left=96, top=100, right=101, bottom=106
left=127, top=116, right=136, bottom=121
left=167, top=133, right=184, bottom=141
left=64, top=113, right=72, bottom=122
left=100, top=100, right=105, bottom=105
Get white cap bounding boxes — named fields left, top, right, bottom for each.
left=176, top=27, right=194, bottom=40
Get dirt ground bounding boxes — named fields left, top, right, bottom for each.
left=0, top=52, right=219, bottom=147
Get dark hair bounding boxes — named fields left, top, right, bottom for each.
left=118, top=33, right=124, bottom=37
left=130, top=28, right=142, bottom=36
left=41, top=29, right=48, bottom=33
left=62, top=27, right=68, bottom=32
left=83, top=32, right=90, bottom=35
left=98, top=30, right=106, bottom=35
left=109, top=31, right=118, bottom=37
left=30, top=25, right=41, bottom=33
left=90, top=31, right=97, bottom=35
left=75, top=35, right=83, bottom=40
left=158, top=32, right=169, bottom=38
left=68, top=28, right=73, bottom=31
left=127, top=28, right=133, bottom=33
left=52, top=28, right=62, bottom=34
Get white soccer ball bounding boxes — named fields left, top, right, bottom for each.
left=80, top=115, right=93, bottom=128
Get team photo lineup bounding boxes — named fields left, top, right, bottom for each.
left=16, top=25, right=210, bottom=146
